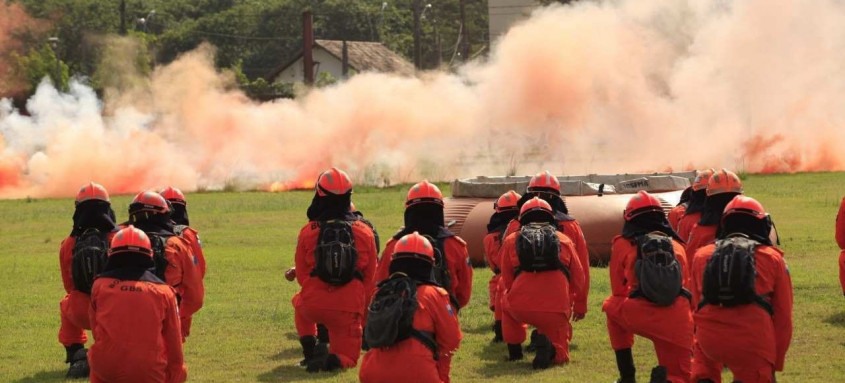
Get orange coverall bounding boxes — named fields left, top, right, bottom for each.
left=690, top=243, right=793, bottom=383
left=88, top=273, right=186, bottom=383
left=602, top=236, right=693, bottom=383
left=837, top=197, right=845, bottom=294
left=376, top=236, right=473, bottom=309
left=668, top=204, right=687, bottom=233
left=676, top=211, right=702, bottom=246
left=500, top=230, right=585, bottom=364
left=483, top=232, right=504, bottom=320
left=359, top=284, right=462, bottom=383
left=162, top=236, right=204, bottom=339
left=685, top=223, right=717, bottom=267
left=174, top=227, right=204, bottom=337
left=58, top=234, right=114, bottom=347
left=294, top=220, right=377, bottom=368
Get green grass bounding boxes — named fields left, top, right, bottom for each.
left=1, top=174, right=844, bottom=382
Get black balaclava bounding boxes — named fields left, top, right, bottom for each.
left=128, top=208, right=175, bottom=237
left=100, top=252, right=160, bottom=282
left=718, top=214, right=773, bottom=246
left=388, top=257, right=436, bottom=285
left=517, top=191, right=573, bottom=222
left=70, top=200, right=117, bottom=236
left=487, top=208, right=519, bottom=234
left=699, top=192, right=741, bottom=226
left=685, top=189, right=708, bottom=215
left=518, top=209, right=556, bottom=226
left=394, top=203, right=453, bottom=240
left=169, top=202, right=190, bottom=226
left=306, top=191, right=356, bottom=222
left=622, top=211, right=684, bottom=242
left=677, top=187, right=692, bottom=207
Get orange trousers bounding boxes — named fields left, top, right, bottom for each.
left=180, top=316, right=192, bottom=341
left=59, top=292, right=90, bottom=346
left=692, top=338, right=775, bottom=383
left=296, top=306, right=362, bottom=368
left=503, top=308, right=571, bottom=364
left=839, top=250, right=845, bottom=294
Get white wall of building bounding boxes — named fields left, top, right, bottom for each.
left=488, top=0, right=538, bottom=42
left=273, top=48, right=346, bottom=84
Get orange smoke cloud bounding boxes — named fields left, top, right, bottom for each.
left=2, top=0, right=845, bottom=199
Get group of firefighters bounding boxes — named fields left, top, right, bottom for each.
left=56, top=165, right=816, bottom=382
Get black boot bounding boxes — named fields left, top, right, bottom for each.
left=317, top=324, right=330, bottom=344
left=506, top=343, right=524, bottom=361
left=614, top=348, right=636, bottom=383
left=525, top=329, right=539, bottom=352
left=298, top=336, right=317, bottom=367
left=307, top=353, right=342, bottom=373
left=492, top=320, right=503, bottom=343
left=531, top=334, right=554, bottom=370
left=64, top=344, right=84, bottom=363
left=65, top=348, right=89, bottom=379
left=649, top=365, right=668, bottom=383
left=323, top=354, right=342, bottom=371
left=697, top=380, right=716, bottom=383
left=306, top=342, right=330, bottom=373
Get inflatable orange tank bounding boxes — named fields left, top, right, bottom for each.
left=444, top=173, right=694, bottom=266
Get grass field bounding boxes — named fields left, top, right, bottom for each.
left=1, top=172, right=844, bottom=382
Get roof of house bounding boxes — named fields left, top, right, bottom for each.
left=266, top=39, right=415, bottom=81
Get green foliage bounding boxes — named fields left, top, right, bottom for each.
left=12, top=43, right=70, bottom=92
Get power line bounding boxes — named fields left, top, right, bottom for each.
left=189, top=30, right=298, bottom=41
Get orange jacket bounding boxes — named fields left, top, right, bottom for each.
left=162, top=236, right=204, bottom=318
left=177, top=226, right=206, bottom=278
left=500, top=229, right=585, bottom=316
left=295, top=220, right=378, bottom=314
left=676, top=212, right=702, bottom=244
left=837, top=197, right=845, bottom=250
left=504, top=219, right=590, bottom=314
left=60, top=234, right=116, bottom=294
left=377, top=236, right=473, bottom=309
left=685, top=223, right=717, bottom=264
left=607, top=235, right=689, bottom=298
left=691, top=243, right=793, bottom=371
left=668, top=205, right=686, bottom=233
left=359, top=284, right=462, bottom=383
left=483, top=232, right=504, bottom=309
left=89, top=274, right=186, bottom=383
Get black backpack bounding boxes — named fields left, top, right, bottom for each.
left=515, top=223, right=569, bottom=279
left=311, top=220, right=361, bottom=285
left=421, top=234, right=453, bottom=292
left=630, top=232, right=689, bottom=306
left=365, top=275, right=438, bottom=359
left=71, top=229, right=109, bottom=294
left=148, top=234, right=171, bottom=282
left=699, top=234, right=773, bottom=314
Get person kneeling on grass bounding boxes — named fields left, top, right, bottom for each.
left=89, top=226, right=186, bottom=383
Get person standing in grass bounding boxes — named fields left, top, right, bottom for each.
left=88, top=226, right=186, bottom=383
left=292, top=167, right=378, bottom=372
left=685, top=169, right=743, bottom=257
left=676, top=169, right=714, bottom=245
left=603, top=191, right=692, bottom=383
left=483, top=190, right=521, bottom=343
left=58, top=182, right=118, bottom=379
left=690, top=196, right=793, bottom=383
left=499, top=197, right=586, bottom=369
left=359, top=232, right=462, bottom=383
left=837, top=196, right=845, bottom=295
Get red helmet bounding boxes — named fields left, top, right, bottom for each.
left=108, top=225, right=153, bottom=258
left=392, top=232, right=434, bottom=263
left=495, top=190, right=521, bottom=212
left=406, top=180, right=444, bottom=207
left=316, top=167, right=353, bottom=196
left=692, top=169, right=715, bottom=191
left=624, top=190, right=664, bottom=221
left=519, top=197, right=553, bottom=221
left=527, top=171, right=561, bottom=195
left=75, top=182, right=110, bottom=205
left=130, top=191, right=170, bottom=214
left=160, top=186, right=186, bottom=205
left=706, top=169, right=743, bottom=196
left=722, top=195, right=766, bottom=220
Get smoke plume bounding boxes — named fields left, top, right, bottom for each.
left=1, top=0, right=844, bottom=198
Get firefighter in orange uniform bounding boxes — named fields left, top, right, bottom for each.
left=483, top=190, right=521, bottom=342
left=685, top=169, right=742, bottom=257
left=837, top=196, right=845, bottom=295
left=603, top=191, right=692, bottom=383
left=59, top=182, right=118, bottom=379
left=293, top=168, right=378, bottom=372
left=359, top=233, right=462, bottom=383
left=502, top=171, right=590, bottom=321
left=690, top=196, right=793, bottom=383
left=128, top=191, right=204, bottom=340
left=88, top=226, right=186, bottom=383
left=159, top=186, right=205, bottom=339
left=668, top=187, right=691, bottom=232
left=676, top=169, right=714, bottom=245
left=500, top=197, right=585, bottom=369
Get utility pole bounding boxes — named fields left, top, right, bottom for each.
left=119, top=0, right=127, bottom=35
left=459, top=0, right=469, bottom=61
left=412, top=0, right=422, bottom=69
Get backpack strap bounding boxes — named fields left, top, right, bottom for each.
left=410, top=329, right=439, bottom=361
left=513, top=263, right=570, bottom=280
left=630, top=287, right=692, bottom=301
left=696, top=294, right=773, bottom=315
